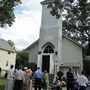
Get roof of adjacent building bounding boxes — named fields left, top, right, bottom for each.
left=41, top=0, right=55, bottom=5
left=26, top=34, right=83, bottom=50
left=0, top=38, right=15, bottom=52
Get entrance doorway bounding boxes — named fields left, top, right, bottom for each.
left=42, top=55, right=50, bottom=73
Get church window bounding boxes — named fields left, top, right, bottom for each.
left=43, top=45, right=54, bottom=53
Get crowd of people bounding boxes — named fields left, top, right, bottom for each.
left=52, top=67, right=89, bottom=90
left=4, top=65, right=89, bottom=90
left=4, top=65, right=49, bottom=90
left=4, top=65, right=33, bottom=90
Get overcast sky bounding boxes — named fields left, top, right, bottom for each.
left=0, top=0, right=43, bottom=50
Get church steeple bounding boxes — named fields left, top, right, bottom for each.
left=37, top=0, right=62, bottom=73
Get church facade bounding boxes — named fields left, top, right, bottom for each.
left=26, top=0, right=83, bottom=75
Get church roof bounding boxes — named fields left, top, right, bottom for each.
left=0, top=38, right=15, bottom=52
left=26, top=40, right=39, bottom=50
left=41, top=0, right=55, bottom=5
left=62, top=34, right=83, bottom=48
left=26, top=34, right=83, bottom=50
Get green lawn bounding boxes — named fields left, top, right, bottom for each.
left=0, top=77, right=6, bottom=90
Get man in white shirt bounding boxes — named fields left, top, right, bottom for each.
left=77, top=71, right=88, bottom=90
left=13, top=66, right=25, bottom=90
left=5, top=65, right=14, bottom=90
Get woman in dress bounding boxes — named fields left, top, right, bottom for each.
left=43, top=70, right=49, bottom=90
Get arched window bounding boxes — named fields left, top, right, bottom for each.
left=43, top=45, right=54, bottom=53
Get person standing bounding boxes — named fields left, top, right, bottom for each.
left=43, top=70, right=49, bottom=90
left=74, top=70, right=80, bottom=79
left=13, top=66, right=25, bottom=90
left=0, top=67, right=1, bottom=76
left=28, top=69, right=33, bottom=90
left=73, top=70, right=80, bottom=90
left=23, top=67, right=29, bottom=90
left=34, top=67, right=43, bottom=90
left=53, top=71, right=63, bottom=90
left=5, top=65, right=14, bottom=90
left=23, top=67, right=33, bottom=90
left=66, top=67, right=74, bottom=90
left=57, top=70, right=64, bottom=82
left=77, top=71, right=88, bottom=90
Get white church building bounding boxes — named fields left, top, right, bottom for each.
left=26, top=0, right=83, bottom=75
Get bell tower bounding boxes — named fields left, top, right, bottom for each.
left=37, top=0, right=62, bottom=74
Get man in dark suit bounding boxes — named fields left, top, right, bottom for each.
left=66, top=67, right=74, bottom=90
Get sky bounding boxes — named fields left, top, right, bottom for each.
left=0, top=0, right=43, bottom=50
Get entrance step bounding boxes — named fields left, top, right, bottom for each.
left=32, top=73, right=54, bottom=88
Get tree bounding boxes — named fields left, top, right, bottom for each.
left=0, top=0, right=21, bottom=28
left=46, top=0, right=90, bottom=54
left=63, top=0, right=90, bottom=45
left=7, top=40, right=15, bottom=49
left=45, top=0, right=77, bottom=19
left=15, top=50, right=29, bottom=68
left=46, top=0, right=89, bottom=18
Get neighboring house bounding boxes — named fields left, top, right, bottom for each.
left=0, top=39, right=16, bottom=70
left=26, top=0, right=83, bottom=75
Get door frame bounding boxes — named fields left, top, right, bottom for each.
left=41, top=53, right=54, bottom=73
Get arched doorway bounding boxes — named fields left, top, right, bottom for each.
left=42, top=44, right=54, bottom=73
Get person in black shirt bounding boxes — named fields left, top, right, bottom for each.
left=57, top=71, right=64, bottom=81
left=66, top=67, right=74, bottom=90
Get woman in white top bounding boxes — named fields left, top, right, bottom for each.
left=5, top=65, right=14, bottom=90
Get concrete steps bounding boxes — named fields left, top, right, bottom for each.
left=32, top=73, right=54, bottom=88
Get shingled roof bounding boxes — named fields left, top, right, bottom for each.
left=0, top=38, right=15, bottom=52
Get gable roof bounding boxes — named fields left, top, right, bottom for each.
left=26, top=34, right=83, bottom=50
left=26, top=40, right=39, bottom=50
left=62, top=34, right=83, bottom=48
left=41, top=0, right=55, bottom=5
left=0, top=38, right=15, bottom=52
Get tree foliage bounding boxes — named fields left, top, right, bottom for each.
left=62, top=0, right=90, bottom=55
left=7, top=40, right=15, bottom=49
left=63, top=0, right=90, bottom=45
left=47, top=0, right=90, bottom=54
left=15, top=50, right=29, bottom=68
left=15, top=50, right=37, bottom=71
left=46, top=0, right=76, bottom=19
left=0, top=0, right=21, bottom=28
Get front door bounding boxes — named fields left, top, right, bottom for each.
left=42, top=55, right=50, bottom=73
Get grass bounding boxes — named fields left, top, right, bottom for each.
left=0, top=77, right=6, bottom=90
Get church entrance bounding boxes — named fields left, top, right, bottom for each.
left=42, top=55, right=50, bottom=73
left=41, top=43, right=54, bottom=73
